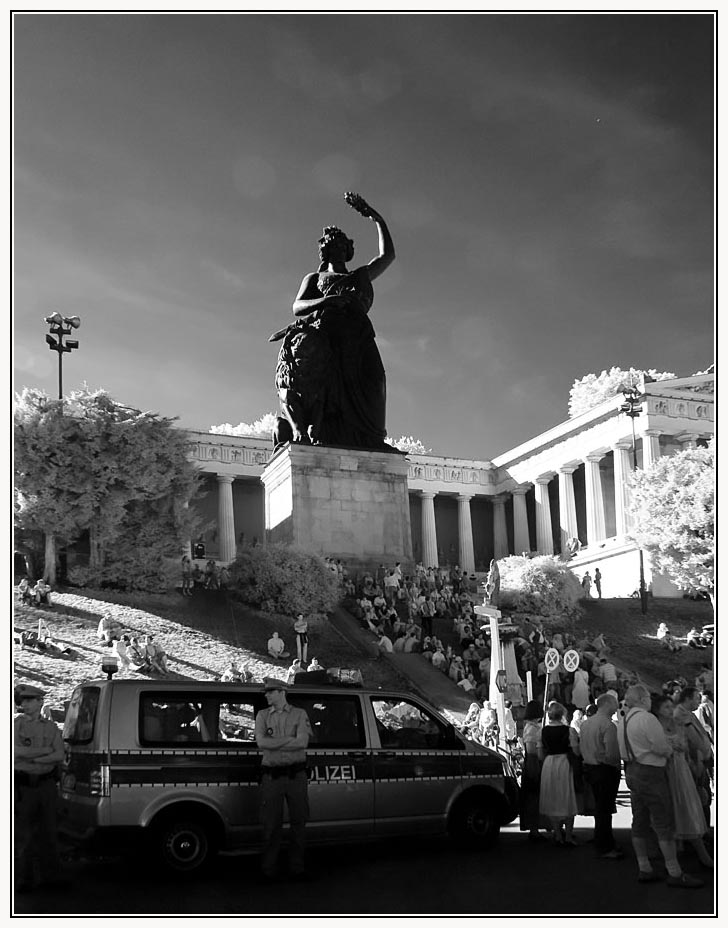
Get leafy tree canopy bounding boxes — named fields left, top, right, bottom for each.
left=210, top=415, right=432, bottom=454
left=498, top=555, right=584, bottom=626
left=568, top=367, right=676, bottom=418
left=628, top=441, right=714, bottom=597
left=15, top=387, right=205, bottom=590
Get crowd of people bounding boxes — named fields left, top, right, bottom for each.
left=512, top=670, right=714, bottom=889
left=96, top=613, right=170, bottom=676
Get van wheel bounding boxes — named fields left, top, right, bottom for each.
left=450, top=796, right=500, bottom=847
left=156, top=819, right=213, bottom=874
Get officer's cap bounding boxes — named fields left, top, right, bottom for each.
left=263, top=677, right=288, bottom=692
left=14, top=683, right=45, bottom=704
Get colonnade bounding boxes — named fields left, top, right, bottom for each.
left=415, top=430, right=668, bottom=569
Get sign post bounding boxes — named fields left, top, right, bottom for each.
left=543, top=647, right=560, bottom=716
left=474, top=601, right=505, bottom=747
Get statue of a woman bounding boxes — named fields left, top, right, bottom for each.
left=270, top=193, right=396, bottom=452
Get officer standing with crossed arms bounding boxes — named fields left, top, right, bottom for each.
left=14, top=684, right=67, bottom=893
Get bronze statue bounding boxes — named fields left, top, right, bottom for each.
left=270, top=193, right=396, bottom=452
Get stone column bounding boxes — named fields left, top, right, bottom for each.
left=584, top=453, right=606, bottom=546
left=216, top=474, right=236, bottom=562
left=492, top=495, right=509, bottom=559
left=676, top=432, right=700, bottom=451
left=534, top=476, right=554, bottom=555
left=421, top=491, right=439, bottom=568
left=612, top=441, right=634, bottom=537
left=512, top=486, right=531, bottom=555
left=558, top=465, right=579, bottom=553
left=641, top=429, right=662, bottom=469
left=456, top=494, right=476, bottom=574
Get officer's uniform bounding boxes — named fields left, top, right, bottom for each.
left=254, top=679, right=312, bottom=878
left=14, top=685, right=64, bottom=889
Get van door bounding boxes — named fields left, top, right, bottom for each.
left=367, top=695, right=464, bottom=835
left=286, top=692, right=374, bottom=839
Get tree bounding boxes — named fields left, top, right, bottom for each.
left=227, top=544, right=342, bottom=621
left=385, top=436, right=432, bottom=454
left=15, top=387, right=205, bottom=589
left=497, top=555, right=584, bottom=626
left=210, top=413, right=278, bottom=438
left=568, top=367, right=676, bottom=418
left=628, top=442, right=714, bottom=605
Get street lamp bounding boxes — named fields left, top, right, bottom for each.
left=44, top=313, right=81, bottom=400
left=620, top=385, right=648, bottom=614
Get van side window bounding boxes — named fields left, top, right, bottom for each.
left=63, top=687, right=100, bottom=744
left=139, top=693, right=261, bottom=746
left=286, top=694, right=365, bottom=748
left=371, top=698, right=453, bottom=750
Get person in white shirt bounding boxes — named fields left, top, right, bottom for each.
left=267, top=632, right=289, bottom=661
left=377, top=633, right=393, bottom=654
left=617, top=685, right=702, bottom=889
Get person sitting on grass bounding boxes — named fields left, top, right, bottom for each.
left=686, top=627, right=707, bottom=650
left=221, top=660, right=242, bottom=682
left=127, top=637, right=151, bottom=673
left=267, top=632, right=290, bottom=661
left=32, top=579, right=52, bottom=606
left=657, top=623, right=680, bottom=652
left=17, top=578, right=33, bottom=605
left=96, top=613, right=123, bottom=644
left=143, top=634, right=169, bottom=675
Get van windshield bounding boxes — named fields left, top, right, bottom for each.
left=63, top=686, right=100, bottom=743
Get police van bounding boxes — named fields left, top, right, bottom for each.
left=59, top=678, right=519, bottom=874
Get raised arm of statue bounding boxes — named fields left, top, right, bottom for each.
left=344, top=192, right=395, bottom=281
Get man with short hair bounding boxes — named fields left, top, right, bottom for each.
left=267, top=632, right=289, bottom=661
left=617, top=684, right=702, bottom=888
left=255, top=678, right=312, bottom=881
left=14, top=684, right=67, bottom=893
left=579, top=692, right=622, bottom=858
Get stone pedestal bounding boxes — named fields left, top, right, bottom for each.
left=261, top=444, right=413, bottom=573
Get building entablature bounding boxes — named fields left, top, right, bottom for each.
left=187, top=430, right=271, bottom=478
left=406, top=454, right=496, bottom=496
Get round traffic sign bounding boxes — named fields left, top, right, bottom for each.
left=563, top=649, right=580, bottom=672
left=544, top=647, right=560, bottom=672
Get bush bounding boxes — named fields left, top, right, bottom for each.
left=227, top=544, right=342, bottom=622
left=497, top=555, right=584, bottom=627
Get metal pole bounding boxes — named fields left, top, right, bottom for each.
left=629, top=402, right=648, bottom=615
left=58, top=349, right=63, bottom=401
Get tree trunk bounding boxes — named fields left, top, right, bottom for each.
left=43, top=533, right=57, bottom=585
left=89, top=522, right=104, bottom=574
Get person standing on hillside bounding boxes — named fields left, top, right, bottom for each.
left=594, top=568, right=602, bottom=599
left=14, top=684, right=67, bottom=893
left=254, top=678, right=312, bottom=881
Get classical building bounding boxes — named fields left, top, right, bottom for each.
left=187, top=372, right=713, bottom=596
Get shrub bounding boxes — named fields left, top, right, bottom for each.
left=227, top=544, right=342, bottom=623
left=497, top=555, right=583, bottom=627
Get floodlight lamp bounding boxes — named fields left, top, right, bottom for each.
left=45, top=333, right=56, bottom=347
left=44, top=312, right=63, bottom=325
left=66, top=339, right=79, bottom=350
left=64, top=316, right=81, bottom=329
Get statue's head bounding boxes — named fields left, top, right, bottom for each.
left=318, top=226, right=354, bottom=266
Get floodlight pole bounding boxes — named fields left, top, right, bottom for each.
left=620, top=387, right=648, bottom=615
left=44, top=315, right=80, bottom=400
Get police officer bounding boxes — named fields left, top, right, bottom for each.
left=14, top=684, right=67, bottom=892
left=254, top=677, right=312, bottom=881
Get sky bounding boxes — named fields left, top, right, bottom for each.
left=13, top=12, right=715, bottom=461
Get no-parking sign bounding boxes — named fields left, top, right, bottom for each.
left=544, top=647, right=560, bottom=672
left=563, top=649, right=580, bottom=673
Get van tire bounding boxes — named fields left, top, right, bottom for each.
left=155, top=818, right=214, bottom=874
left=449, top=794, right=500, bottom=847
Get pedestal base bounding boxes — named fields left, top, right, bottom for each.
left=261, top=444, right=413, bottom=574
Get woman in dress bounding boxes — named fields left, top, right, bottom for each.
left=653, top=695, right=713, bottom=867
left=270, top=192, right=395, bottom=451
left=519, top=700, right=547, bottom=841
left=539, top=702, right=580, bottom=845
